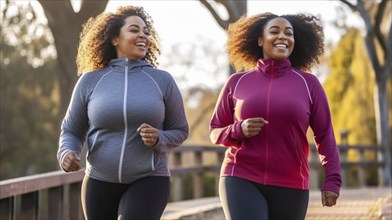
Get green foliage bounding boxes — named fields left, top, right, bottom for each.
left=324, top=28, right=377, bottom=145
left=323, top=27, right=392, bottom=186
left=0, top=3, right=60, bottom=180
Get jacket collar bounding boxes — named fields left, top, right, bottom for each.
left=108, top=58, right=152, bottom=72
left=257, top=58, right=292, bottom=77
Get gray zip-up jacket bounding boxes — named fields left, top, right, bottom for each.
left=58, top=58, right=189, bottom=183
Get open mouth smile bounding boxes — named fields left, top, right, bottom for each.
left=135, top=42, right=147, bottom=48
left=274, top=43, right=288, bottom=49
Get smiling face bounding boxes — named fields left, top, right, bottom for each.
left=258, top=17, right=294, bottom=61
left=112, top=16, right=151, bottom=60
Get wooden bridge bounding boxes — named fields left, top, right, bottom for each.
left=1, top=145, right=391, bottom=220
left=161, top=187, right=391, bottom=220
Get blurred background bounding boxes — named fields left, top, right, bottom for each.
left=1, top=0, right=391, bottom=190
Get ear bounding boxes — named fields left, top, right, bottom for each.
left=112, top=38, right=118, bottom=47
left=258, top=37, right=263, bottom=47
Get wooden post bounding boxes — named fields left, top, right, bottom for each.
left=21, top=191, right=39, bottom=220
left=378, top=147, right=385, bottom=187
left=69, top=182, right=83, bottom=220
left=0, top=197, right=14, bottom=220
left=340, top=129, right=350, bottom=188
left=215, top=151, right=225, bottom=196
left=193, top=151, right=203, bottom=199
left=358, top=149, right=366, bottom=187
left=172, top=152, right=183, bottom=201
left=48, top=186, right=63, bottom=220
left=340, top=129, right=349, bottom=145
left=309, top=148, right=320, bottom=189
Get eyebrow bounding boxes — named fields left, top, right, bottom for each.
left=128, top=24, right=148, bottom=30
left=269, top=26, right=293, bottom=30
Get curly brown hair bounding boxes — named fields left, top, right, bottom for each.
left=226, top=12, right=324, bottom=72
left=76, top=6, right=160, bottom=75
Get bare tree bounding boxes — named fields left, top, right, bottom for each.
left=36, top=0, right=244, bottom=116
left=199, top=0, right=247, bottom=29
left=340, top=0, right=392, bottom=186
left=38, top=0, right=108, bottom=117
left=200, top=0, right=247, bottom=74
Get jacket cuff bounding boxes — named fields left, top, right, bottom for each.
left=321, top=182, right=341, bottom=195
left=231, top=121, right=246, bottom=140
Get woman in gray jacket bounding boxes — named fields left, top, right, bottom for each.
left=57, top=5, right=189, bottom=220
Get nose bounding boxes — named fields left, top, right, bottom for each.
left=278, top=32, right=287, bottom=39
left=138, top=32, right=147, bottom=38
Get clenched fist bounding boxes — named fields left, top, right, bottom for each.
left=241, top=117, right=269, bottom=137
left=321, top=190, right=339, bottom=207
left=61, top=152, right=81, bottom=172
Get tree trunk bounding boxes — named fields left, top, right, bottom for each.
left=38, top=0, right=108, bottom=117
left=199, top=0, right=247, bottom=29
left=199, top=0, right=247, bottom=75
left=375, top=74, right=392, bottom=186
left=340, top=0, right=392, bottom=186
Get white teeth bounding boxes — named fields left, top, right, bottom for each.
left=275, top=44, right=287, bottom=49
left=136, top=42, right=146, bottom=47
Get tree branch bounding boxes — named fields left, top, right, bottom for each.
left=386, top=15, right=392, bottom=79
left=216, top=0, right=247, bottom=21
left=374, top=0, right=387, bottom=59
left=199, top=0, right=229, bottom=29
left=360, top=1, right=382, bottom=75
left=340, top=0, right=358, bottom=12
left=38, top=0, right=73, bottom=23
left=199, top=0, right=246, bottom=30
left=342, top=0, right=381, bottom=75
left=78, top=0, right=108, bottom=21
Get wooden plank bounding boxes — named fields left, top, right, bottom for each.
left=21, top=191, right=38, bottom=220
left=48, top=186, right=63, bottom=220
left=69, top=182, right=83, bottom=220
left=0, top=170, right=84, bottom=199
left=0, top=197, right=14, bottom=220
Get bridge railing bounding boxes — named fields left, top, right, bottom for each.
left=0, top=144, right=385, bottom=220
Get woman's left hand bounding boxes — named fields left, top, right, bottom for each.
left=138, top=123, right=158, bottom=148
left=321, top=190, right=339, bottom=207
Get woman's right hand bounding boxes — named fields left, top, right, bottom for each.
left=241, top=117, right=269, bottom=137
left=321, top=190, right=339, bottom=207
left=61, top=152, right=81, bottom=172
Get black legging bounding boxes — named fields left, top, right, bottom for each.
left=219, top=176, right=309, bottom=220
left=81, top=175, right=170, bottom=220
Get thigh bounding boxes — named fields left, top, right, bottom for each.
left=219, top=176, right=268, bottom=220
left=262, top=185, right=309, bottom=220
left=81, top=176, right=128, bottom=220
left=118, top=176, right=170, bottom=220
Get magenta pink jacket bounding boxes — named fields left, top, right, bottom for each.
left=209, top=59, right=341, bottom=194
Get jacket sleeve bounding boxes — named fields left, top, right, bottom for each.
left=308, top=75, right=342, bottom=195
left=57, top=74, right=90, bottom=169
left=209, top=75, right=245, bottom=147
left=153, top=76, right=189, bottom=153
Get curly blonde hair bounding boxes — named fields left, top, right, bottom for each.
left=226, top=12, right=324, bottom=72
left=76, top=6, right=160, bottom=75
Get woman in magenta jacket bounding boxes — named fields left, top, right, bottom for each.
left=209, top=12, right=341, bottom=220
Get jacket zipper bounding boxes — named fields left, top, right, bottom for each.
left=118, top=58, right=129, bottom=183
left=264, top=62, right=274, bottom=183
